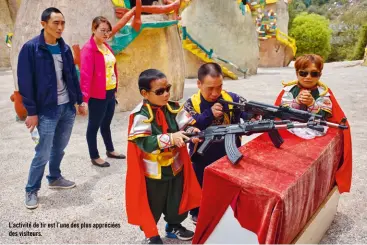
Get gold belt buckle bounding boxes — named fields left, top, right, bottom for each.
left=157, top=151, right=176, bottom=167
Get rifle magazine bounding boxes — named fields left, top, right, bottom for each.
left=224, top=134, right=243, bottom=165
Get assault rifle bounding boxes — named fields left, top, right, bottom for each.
left=185, top=119, right=348, bottom=165
left=218, top=99, right=349, bottom=129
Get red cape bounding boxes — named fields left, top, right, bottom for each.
left=275, top=88, right=352, bottom=193
left=125, top=113, right=202, bottom=238
left=191, top=88, right=352, bottom=244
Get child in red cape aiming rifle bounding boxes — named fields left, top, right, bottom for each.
left=126, top=69, right=202, bottom=244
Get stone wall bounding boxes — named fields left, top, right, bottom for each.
left=7, top=0, right=21, bottom=22
left=11, top=1, right=185, bottom=112
left=0, top=0, right=14, bottom=68
left=258, top=38, right=293, bottom=67
left=181, top=0, right=259, bottom=75
left=115, top=15, right=186, bottom=111
left=258, top=0, right=293, bottom=67
left=10, top=0, right=115, bottom=89
left=269, top=0, right=289, bottom=35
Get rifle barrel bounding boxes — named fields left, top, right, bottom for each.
left=314, top=119, right=349, bottom=129
left=275, top=122, right=309, bottom=129
left=218, top=99, right=243, bottom=107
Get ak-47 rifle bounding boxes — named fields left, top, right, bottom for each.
left=218, top=98, right=349, bottom=129
left=185, top=119, right=348, bottom=165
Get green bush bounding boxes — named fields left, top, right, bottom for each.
left=327, top=22, right=364, bottom=61
left=290, top=13, right=332, bottom=60
left=351, top=24, right=367, bottom=60
left=288, top=0, right=307, bottom=29
left=328, top=44, right=351, bottom=62
left=311, top=0, right=330, bottom=5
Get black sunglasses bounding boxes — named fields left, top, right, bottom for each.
left=298, top=70, right=320, bottom=78
left=149, top=84, right=172, bottom=96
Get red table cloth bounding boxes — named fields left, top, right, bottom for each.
left=193, top=128, right=343, bottom=244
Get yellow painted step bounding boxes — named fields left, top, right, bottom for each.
left=185, top=44, right=199, bottom=50
left=182, top=39, right=238, bottom=80
left=191, top=49, right=202, bottom=55
left=225, top=71, right=238, bottom=80
left=221, top=66, right=238, bottom=79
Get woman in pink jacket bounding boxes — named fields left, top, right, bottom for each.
left=80, top=16, right=125, bottom=167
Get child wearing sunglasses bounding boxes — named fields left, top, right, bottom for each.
left=125, top=69, right=202, bottom=244
left=279, top=54, right=332, bottom=118
left=275, top=54, right=353, bottom=195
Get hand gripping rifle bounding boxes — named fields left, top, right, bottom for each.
left=185, top=119, right=348, bottom=165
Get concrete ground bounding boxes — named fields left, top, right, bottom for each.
left=0, top=61, right=366, bottom=244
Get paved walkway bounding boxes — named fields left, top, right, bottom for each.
left=0, top=61, right=366, bottom=243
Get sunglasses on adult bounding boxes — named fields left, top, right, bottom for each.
left=149, top=84, right=172, bottom=96
left=298, top=70, right=320, bottom=78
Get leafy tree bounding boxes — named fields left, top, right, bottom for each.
left=288, top=0, right=307, bottom=29
left=290, top=13, right=332, bottom=60
left=311, top=0, right=331, bottom=5
left=307, top=5, right=325, bottom=15
left=351, top=24, right=367, bottom=60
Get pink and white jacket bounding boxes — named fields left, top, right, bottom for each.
left=80, top=36, right=118, bottom=102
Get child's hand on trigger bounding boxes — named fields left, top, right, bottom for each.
left=171, top=131, right=190, bottom=148
left=191, top=128, right=202, bottom=144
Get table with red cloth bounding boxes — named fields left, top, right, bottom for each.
left=192, top=128, right=343, bottom=244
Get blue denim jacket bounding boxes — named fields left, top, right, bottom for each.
left=17, top=29, right=83, bottom=117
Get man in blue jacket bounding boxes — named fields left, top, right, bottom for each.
left=18, top=7, right=87, bottom=209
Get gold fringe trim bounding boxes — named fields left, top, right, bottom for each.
left=281, top=80, right=298, bottom=87
left=321, top=108, right=332, bottom=114
left=143, top=102, right=184, bottom=123
left=128, top=133, right=151, bottom=141
left=143, top=103, right=154, bottom=123
left=167, top=102, right=183, bottom=114
left=317, top=81, right=329, bottom=96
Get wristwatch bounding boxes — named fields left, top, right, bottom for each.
left=79, top=102, right=87, bottom=107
